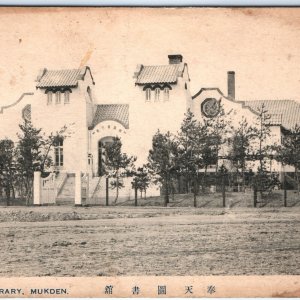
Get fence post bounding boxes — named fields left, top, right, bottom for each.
left=33, top=171, right=41, bottom=205
left=254, top=184, right=257, bottom=208
left=222, top=174, right=226, bottom=208
left=134, top=178, right=138, bottom=207
left=86, top=173, right=89, bottom=205
left=75, top=171, right=82, bottom=206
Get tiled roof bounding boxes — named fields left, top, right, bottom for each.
left=91, top=104, right=129, bottom=129
left=135, top=64, right=184, bottom=85
left=242, top=100, right=300, bottom=130
left=36, top=66, right=94, bottom=88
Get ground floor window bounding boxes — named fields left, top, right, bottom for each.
left=54, top=137, right=64, bottom=167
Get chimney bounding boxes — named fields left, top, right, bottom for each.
left=227, top=71, right=235, bottom=100
left=168, top=54, right=183, bottom=64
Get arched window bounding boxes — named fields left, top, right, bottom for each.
left=64, top=90, right=70, bottom=104
left=145, top=88, right=151, bottom=102
left=22, top=104, right=31, bottom=122
left=47, top=91, right=53, bottom=105
left=155, top=88, right=160, bottom=101
left=55, top=91, right=61, bottom=104
left=87, top=86, right=93, bottom=102
left=163, top=87, right=170, bottom=101
left=54, top=137, right=64, bottom=167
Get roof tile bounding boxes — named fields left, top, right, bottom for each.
left=242, top=100, right=300, bottom=130
left=91, top=104, right=129, bottom=129
left=36, top=67, right=93, bottom=88
left=135, top=64, right=182, bottom=84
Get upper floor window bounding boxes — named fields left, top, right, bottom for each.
left=47, top=91, right=53, bottom=105
left=145, top=88, right=151, bottom=102
left=163, top=87, right=170, bottom=101
left=64, top=91, right=70, bottom=104
left=55, top=91, right=61, bottom=104
left=155, top=88, right=160, bottom=101
left=87, top=86, right=93, bottom=102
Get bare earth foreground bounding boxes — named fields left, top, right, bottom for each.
left=0, top=205, right=299, bottom=276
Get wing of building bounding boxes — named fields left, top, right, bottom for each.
left=0, top=55, right=299, bottom=202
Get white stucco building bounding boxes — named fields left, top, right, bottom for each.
left=0, top=54, right=299, bottom=203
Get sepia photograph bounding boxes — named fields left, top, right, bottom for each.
left=0, top=6, right=299, bottom=296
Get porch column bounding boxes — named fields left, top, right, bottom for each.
left=33, top=171, right=41, bottom=205
left=75, top=171, right=82, bottom=206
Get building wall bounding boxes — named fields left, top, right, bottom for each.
left=31, top=76, right=95, bottom=173
left=128, top=69, right=192, bottom=167
left=0, top=93, right=34, bottom=142
left=192, top=89, right=286, bottom=173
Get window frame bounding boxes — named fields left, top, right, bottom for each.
left=55, top=91, right=61, bottom=104
left=154, top=88, right=160, bottom=101
left=163, top=87, right=170, bottom=101
left=54, top=137, right=64, bottom=167
left=64, top=90, right=70, bottom=104
left=145, top=88, right=151, bottom=102
left=47, top=91, right=53, bottom=105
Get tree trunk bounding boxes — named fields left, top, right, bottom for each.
left=115, top=178, right=119, bottom=203
left=295, top=167, right=299, bottom=195
left=202, top=166, right=207, bottom=193
left=193, top=176, right=197, bottom=208
left=242, top=165, right=245, bottom=192
left=164, top=177, right=169, bottom=207
left=5, top=186, right=10, bottom=206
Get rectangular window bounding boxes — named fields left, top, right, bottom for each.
left=47, top=92, right=52, bottom=105
left=155, top=88, right=160, bottom=101
left=163, top=88, right=169, bottom=101
left=145, top=88, right=151, bottom=102
left=64, top=91, right=70, bottom=104
left=55, top=91, right=61, bottom=104
left=54, top=139, right=63, bottom=166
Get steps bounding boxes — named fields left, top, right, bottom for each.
left=56, top=174, right=75, bottom=205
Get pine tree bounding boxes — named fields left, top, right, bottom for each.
left=131, top=165, right=151, bottom=200
left=277, top=124, right=300, bottom=193
left=0, top=139, right=16, bottom=205
left=104, top=137, right=136, bottom=203
left=148, top=130, right=178, bottom=206
left=16, top=120, right=72, bottom=205
left=177, top=110, right=209, bottom=206
left=229, top=117, right=256, bottom=192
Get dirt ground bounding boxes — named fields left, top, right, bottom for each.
left=0, top=205, right=299, bottom=277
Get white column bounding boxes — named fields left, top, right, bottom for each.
left=33, top=171, right=41, bottom=205
left=75, top=171, right=82, bottom=206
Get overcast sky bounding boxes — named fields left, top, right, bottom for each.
left=0, top=7, right=300, bottom=106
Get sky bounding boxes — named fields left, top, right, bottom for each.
left=0, top=7, right=300, bottom=106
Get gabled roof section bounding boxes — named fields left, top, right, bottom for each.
left=91, top=104, right=129, bottom=129
left=36, top=66, right=95, bottom=89
left=192, top=88, right=300, bottom=130
left=135, top=63, right=188, bottom=85
left=0, top=93, right=34, bottom=114
left=242, top=100, right=300, bottom=130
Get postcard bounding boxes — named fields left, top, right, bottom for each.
left=0, top=6, right=299, bottom=298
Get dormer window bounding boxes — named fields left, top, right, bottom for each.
left=163, top=87, right=169, bottom=101
left=47, top=91, right=53, bottom=105
left=155, top=88, right=160, bottom=101
left=64, top=91, right=70, bottom=104
left=145, top=88, right=151, bottom=102
left=55, top=91, right=61, bottom=104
